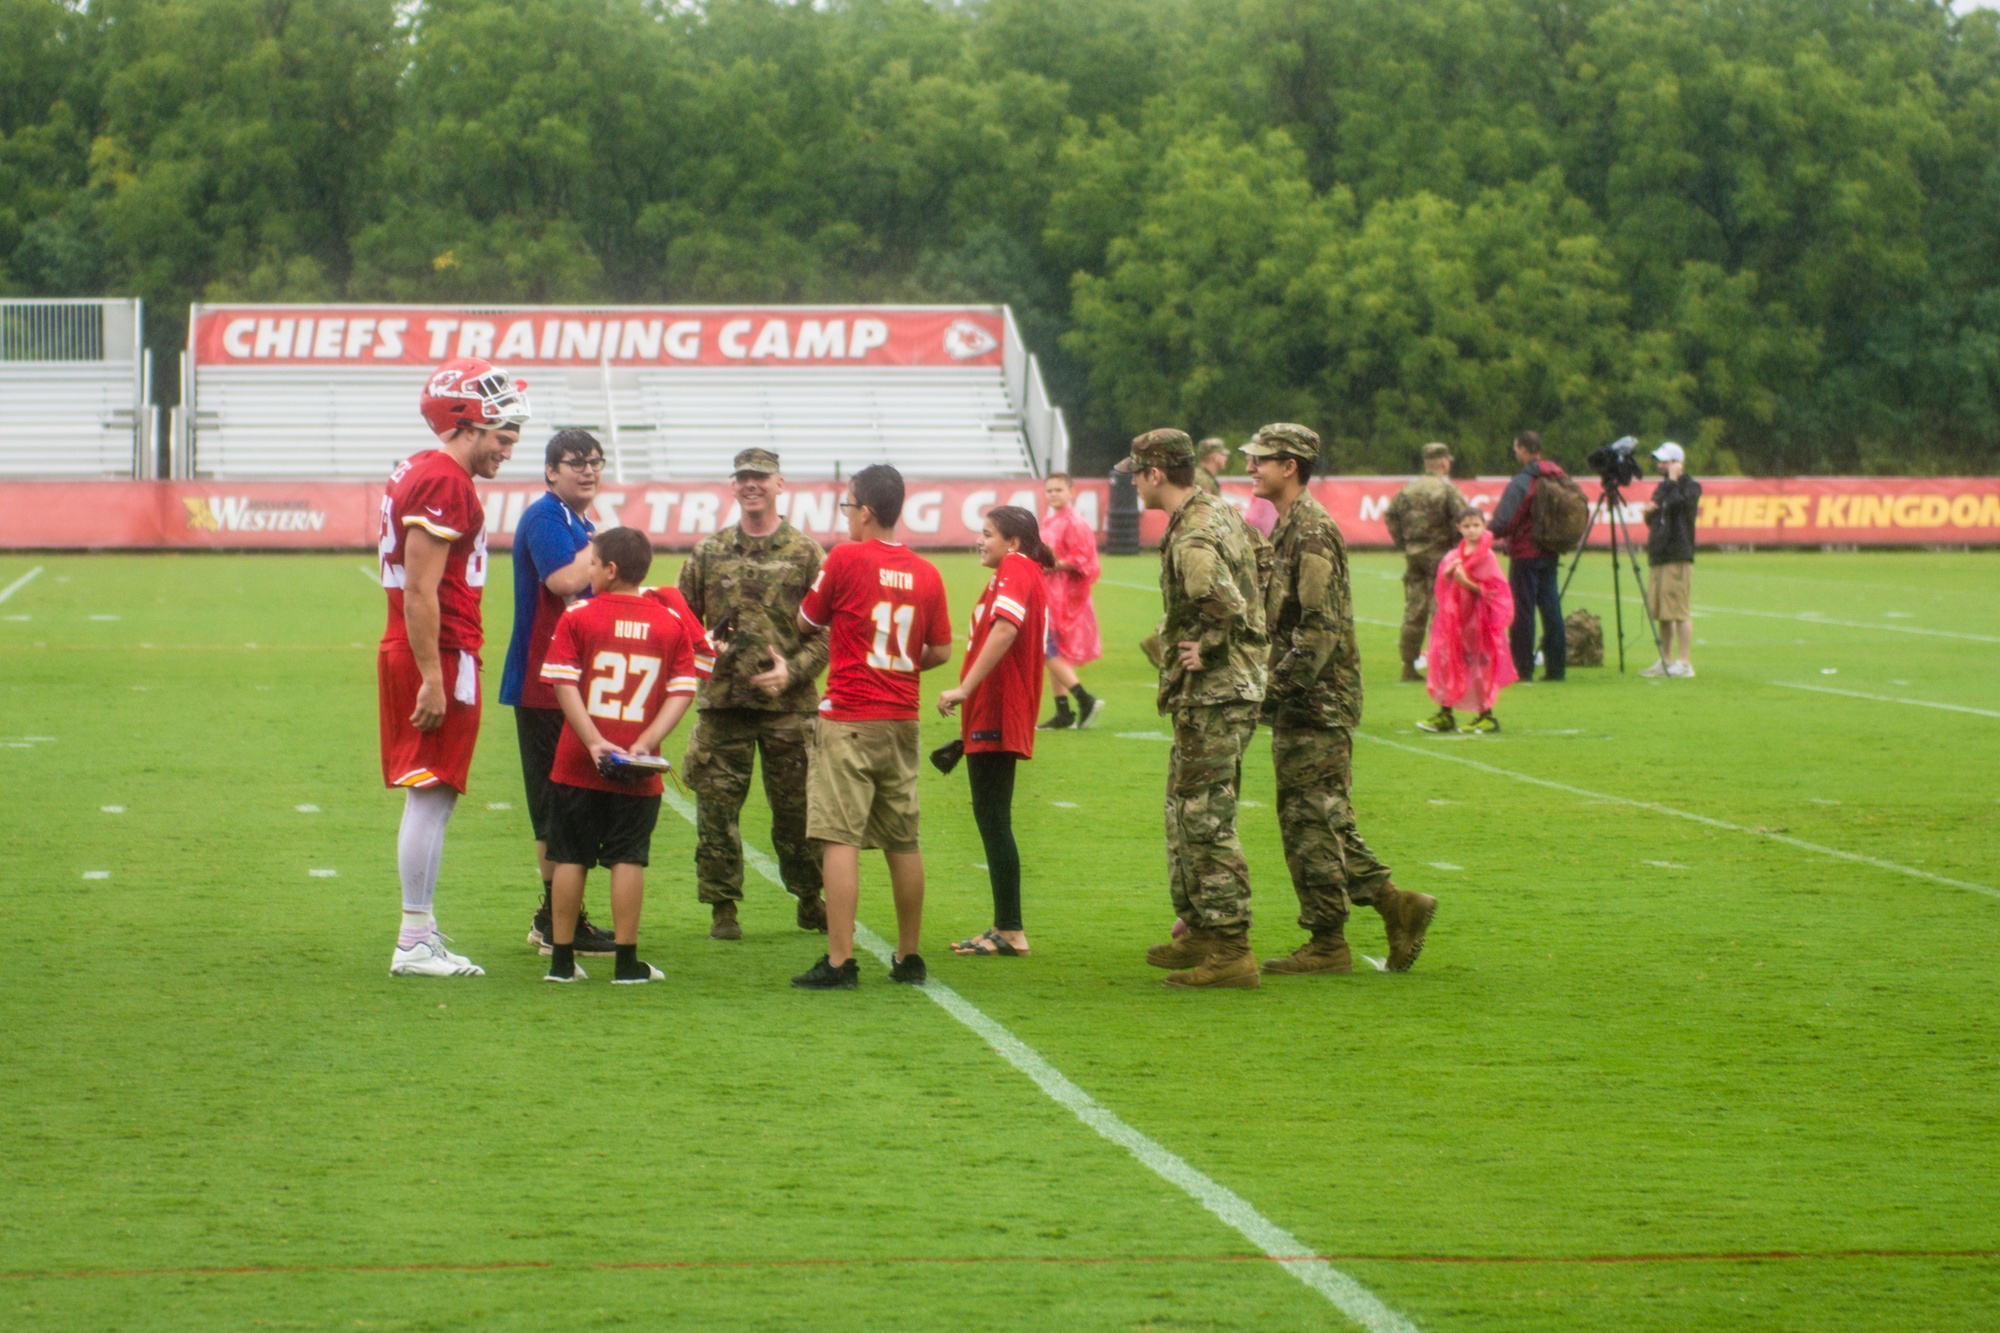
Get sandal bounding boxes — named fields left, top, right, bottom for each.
left=950, top=928, right=1029, bottom=957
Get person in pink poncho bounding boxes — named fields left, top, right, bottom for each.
left=1420, top=510, right=1517, bottom=734
left=1038, top=473, right=1105, bottom=729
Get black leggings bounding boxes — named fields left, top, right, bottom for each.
left=966, top=751, right=1022, bottom=932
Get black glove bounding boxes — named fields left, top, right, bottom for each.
left=928, top=738, right=964, bottom=775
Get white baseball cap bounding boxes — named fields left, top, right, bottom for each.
left=1652, top=441, right=1685, bottom=463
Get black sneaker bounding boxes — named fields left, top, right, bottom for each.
left=1075, top=695, right=1106, bottom=729
left=1036, top=710, right=1074, bottom=731
left=791, top=955, right=859, bottom=989
left=533, top=908, right=619, bottom=956
left=887, top=952, right=927, bottom=985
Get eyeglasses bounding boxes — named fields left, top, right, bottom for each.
left=559, top=457, right=606, bottom=472
left=839, top=501, right=865, bottom=511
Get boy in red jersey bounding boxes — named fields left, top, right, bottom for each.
left=381, top=358, right=526, bottom=978
left=939, top=507, right=1050, bottom=958
left=538, top=528, right=699, bottom=984
left=791, top=465, right=951, bottom=989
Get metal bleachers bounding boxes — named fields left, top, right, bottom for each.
left=185, top=304, right=1066, bottom=482
left=0, top=299, right=152, bottom=478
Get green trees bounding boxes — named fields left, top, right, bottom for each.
left=3, top=0, right=1997, bottom=475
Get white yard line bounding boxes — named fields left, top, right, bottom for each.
left=1614, top=595, right=2000, bottom=644
left=1357, top=733, right=1998, bottom=901
left=357, top=564, right=382, bottom=585
left=0, top=565, right=45, bottom=604
left=1771, top=681, right=2000, bottom=720
left=657, top=789, right=1418, bottom=1331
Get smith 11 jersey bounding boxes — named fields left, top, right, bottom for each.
left=379, top=449, right=488, bottom=653
left=798, top=539, right=950, bottom=722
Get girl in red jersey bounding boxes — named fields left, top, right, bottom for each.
left=938, top=506, right=1051, bottom=957
left=1039, top=473, right=1104, bottom=729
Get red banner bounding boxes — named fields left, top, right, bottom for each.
left=188, top=305, right=1005, bottom=368
left=4, top=477, right=1998, bottom=551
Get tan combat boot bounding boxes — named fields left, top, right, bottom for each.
left=710, top=901, right=742, bottom=941
left=1163, top=934, right=1261, bottom=989
left=1261, top=929, right=1353, bottom=976
left=1146, top=927, right=1218, bottom=970
left=1375, top=886, right=1437, bottom=972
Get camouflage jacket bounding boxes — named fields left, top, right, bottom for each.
left=1194, top=467, right=1222, bottom=495
left=1385, top=474, right=1469, bottom=559
left=1155, top=490, right=1268, bottom=712
left=676, top=520, right=828, bottom=712
left=1263, top=491, right=1362, bottom=729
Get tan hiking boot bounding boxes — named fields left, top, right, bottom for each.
left=1146, top=927, right=1218, bottom=970
left=1376, top=886, right=1437, bottom=972
left=1400, top=663, right=1422, bottom=683
left=709, top=901, right=742, bottom=941
left=1163, top=934, right=1261, bottom=989
left=1262, top=930, right=1353, bottom=976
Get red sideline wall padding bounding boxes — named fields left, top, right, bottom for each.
left=3, top=477, right=1999, bottom=551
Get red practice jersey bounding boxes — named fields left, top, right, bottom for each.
left=962, top=551, right=1048, bottom=757
left=539, top=591, right=699, bottom=795
left=378, top=449, right=488, bottom=652
left=640, top=585, right=716, bottom=681
left=798, top=540, right=950, bottom=722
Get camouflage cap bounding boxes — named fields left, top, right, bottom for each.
left=1113, top=428, right=1196, bottom=474
left=1240, top=422, right=1320, bottom=462
left=1422, top=441, right=1452, bottom=461
left=732, top=447, right=781, bottom=475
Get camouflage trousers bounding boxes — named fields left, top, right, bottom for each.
left=1401, top=552, right=1442, bottom=666
left=682, top=708, right=822, bottom=905
left=1165, top=701, right=1259, bottom=935
left=1270, top=724, right=1393, bottom=933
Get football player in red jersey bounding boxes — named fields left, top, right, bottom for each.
left=381, top=359, right=526, bottom=978
left=791, top=465, right=951, bottom=989
left=539, top=528, right=700, bottom=985
left=938, top=506, right=1051, bottom=959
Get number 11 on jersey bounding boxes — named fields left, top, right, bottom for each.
left=866, top=601, right=916, bottom=671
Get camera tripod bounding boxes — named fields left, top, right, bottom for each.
left=1558, top=479, right=1666, bottom=673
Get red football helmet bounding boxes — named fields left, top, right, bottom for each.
left=419, top=358, right=531, bottom=438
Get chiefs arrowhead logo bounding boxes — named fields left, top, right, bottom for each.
left=942, top=319, right=999, bottom=361
left=426, top=368, right=465, bottom=395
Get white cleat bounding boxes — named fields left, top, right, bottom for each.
left=612, top=962, right=666, bottom=985
left=1639, top=659, right=1669, bottom=677
left=389, top=932, right=485, bottom=977
left=1666, top=661, right=1695, bottom=678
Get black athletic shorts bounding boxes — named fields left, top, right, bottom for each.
left=545, top=781, right=661, bottom=869
left=514, top=706, right=565, bottom=841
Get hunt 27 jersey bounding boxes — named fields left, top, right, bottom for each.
left=379, top=449, right=488, bottom=652
left=798, top=540, right=950, bottom=722
left=539, top=592, right=700, bottom=796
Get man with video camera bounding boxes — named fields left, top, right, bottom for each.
left=1489, top=430, right=1570, bottom=682
left=1640, top=443, right=1701, bottom=678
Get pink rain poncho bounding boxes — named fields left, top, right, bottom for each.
left=1042, top=503, right=1102, bottom=664
left=1427, top=529, right=1517, bottom=712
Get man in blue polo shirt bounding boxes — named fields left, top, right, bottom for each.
left=501, top=428, right=618, bottom=956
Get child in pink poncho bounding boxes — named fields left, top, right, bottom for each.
left=1420, top=510, right=1517, bottom=734
left=1039, top=473, right=1104, bottom=729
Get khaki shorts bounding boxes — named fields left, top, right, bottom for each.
left=807, top=718, right=922, bottom=852
left=1649, top=560, right=1692, bottom=622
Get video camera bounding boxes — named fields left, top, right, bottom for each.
left=1587, top=435, right=1644, bottom=490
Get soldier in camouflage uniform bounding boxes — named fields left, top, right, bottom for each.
left=1244, top=424, right=1438, bottom=974
left=1117, top=428, right=1268, bottom=990
left=1385, top=442, right=1470, bottom=683
left=676, top=449, right=831, bottom=939
left=1194, top=438, right=1228, bottom=495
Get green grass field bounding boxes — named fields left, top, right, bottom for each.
left=2, top=546, right=1997, bottom=1331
